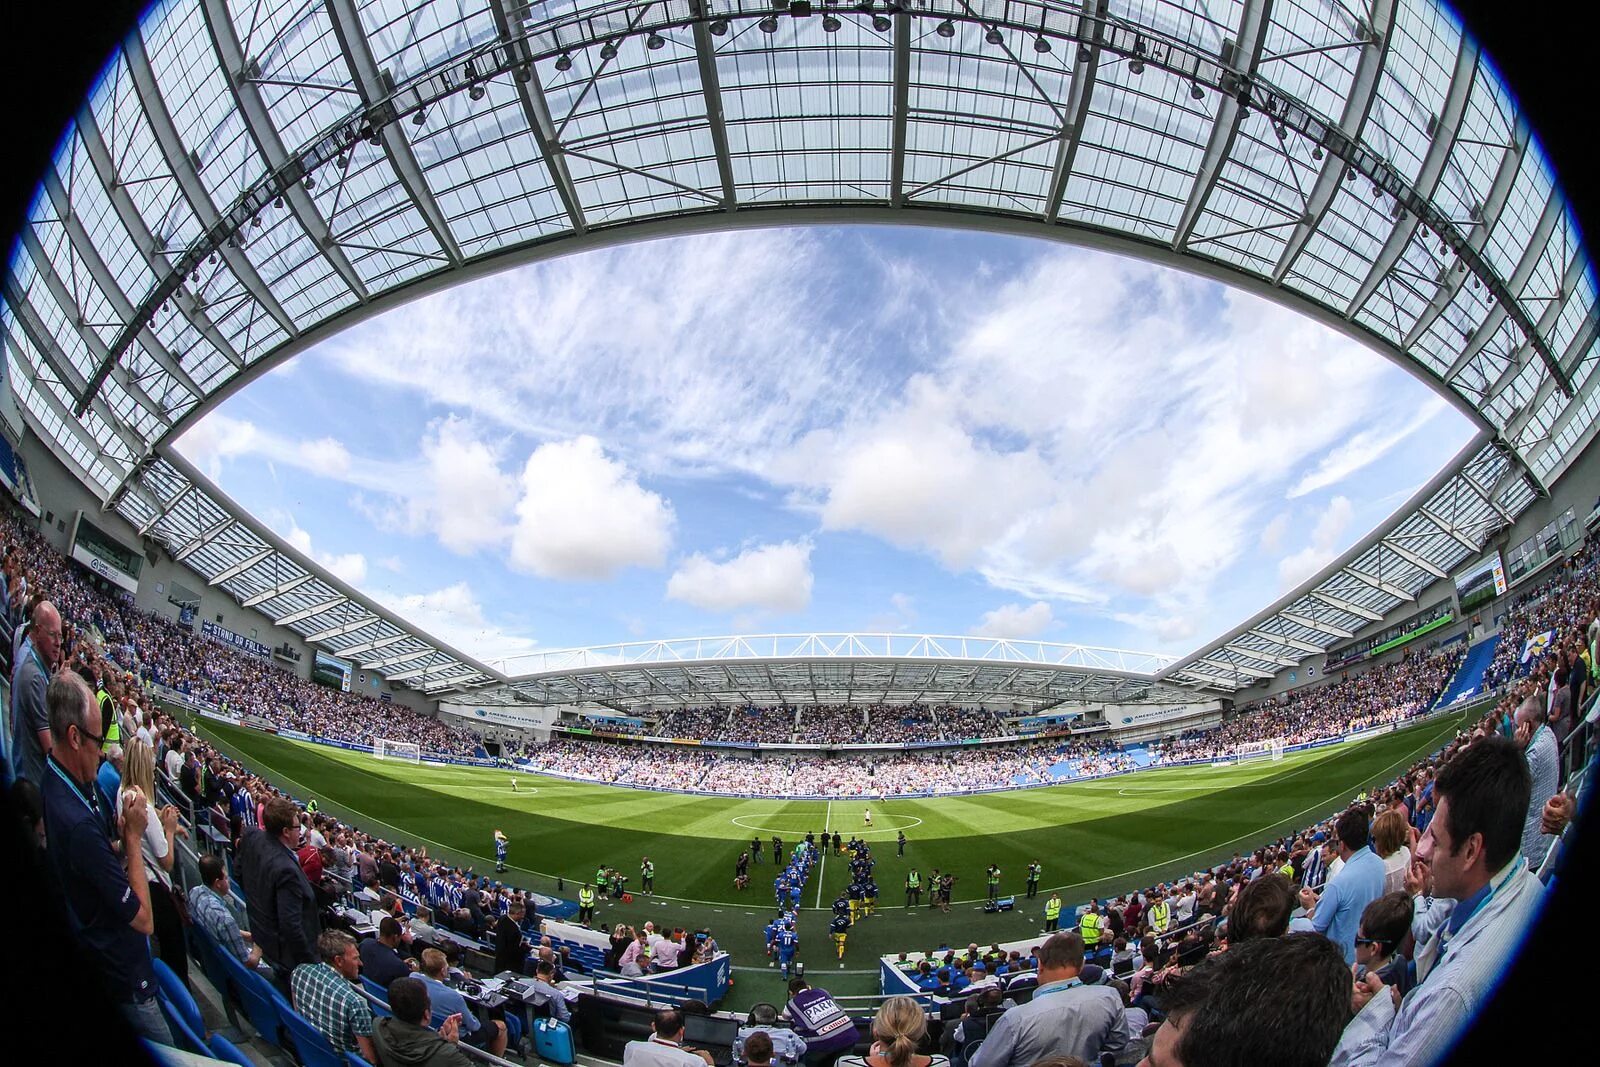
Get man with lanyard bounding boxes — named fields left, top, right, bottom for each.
left=40, top=671, right=170, bottom=1043
left=1026, top=860, right=1042, bottom=898
left=9, top=600, right=60, bottom=787
left=1332, top=736, right=1545, bottom=1065
left=986, top=863, right=1002, bottom=902
left=904, top=868, right=922, bottom=908
left=1146, top=890, right=1171, bottom=937
left=1044, top=892, right=1062, bottom=932
left=968, top=932, right=1126, bottom=1067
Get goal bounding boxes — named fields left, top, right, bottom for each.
left=1235, top=740, right=1285, bottom=764
left=373, top=738, right=421, bottom=763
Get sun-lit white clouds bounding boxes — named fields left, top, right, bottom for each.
left=666, top=540, right=814, bottom=614
left=771, top=248, right=1447, bottom=641
left=1278, top=495, right=1356, bottom=589
left=510, top=436, right=675, bottom=580
left=179, top=413, right=394, bottom=493
left=317, top=229, right=905, bottom=479
left=371, top=581, right=541, bottom=663
left=973, top=601, right=1056, bottom=639
left=1287, top=396, right=1450, bottom=498
left=393, top=416, right=518, bottom=554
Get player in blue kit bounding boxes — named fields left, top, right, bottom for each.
left=775, top=922, right=799, bottom=978
left=494, top=830, right=508, bottom=872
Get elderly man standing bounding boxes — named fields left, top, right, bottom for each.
left=10, top=600, right=61, bottom=786
left=1514, top=695, right=1559, bottom=868
left=40, top=672, right=169, bottom=1043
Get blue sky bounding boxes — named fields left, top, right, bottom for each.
left=175, top=225, right=1475, bottom=669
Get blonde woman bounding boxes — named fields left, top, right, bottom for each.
left=1370, top=809, right=1412, bottom=894
left=122, top=738, right=189, bottom=984
left=837, top=996, right=948, bottom=1067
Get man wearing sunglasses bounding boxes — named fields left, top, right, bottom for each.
left=40, top=670, right=169, bottom=1044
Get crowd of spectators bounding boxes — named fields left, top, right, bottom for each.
left=1481, top=540, right=1599, bottom=690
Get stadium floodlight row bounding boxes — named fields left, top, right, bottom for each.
left=1, top=0, right=1594, bottom=701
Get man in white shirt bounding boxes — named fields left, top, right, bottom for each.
left=624, top=1009, right=714, bottom=1067
left=1514, top=696, right=1559, bottom=868
left=163, top=734, right=186, bottom=783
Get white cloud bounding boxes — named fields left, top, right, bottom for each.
left=268, top=511, right=369, bottom=586
left=1288, top=397, right=1450, bottom=498
left=973, top=601, right=1056, bottom=639
left=667, top=540, right=814, bottom=614
left=1278, top=495, right=1356, bottom=589
left=372, top=582, right=541, bottom=664
left=510, top=436, right=675, bottom=579
left=1259, top=513, right=1290, bottom=553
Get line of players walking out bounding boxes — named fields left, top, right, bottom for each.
left=761, top=831, right=886, bottom=976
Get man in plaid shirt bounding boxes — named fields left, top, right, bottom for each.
left=291, top=930, right=376, bottom=1062
left=187, top=854, right=262, bottom=969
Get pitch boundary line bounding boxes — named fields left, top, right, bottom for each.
left=198, top=709, right=1464, bottom=913
left=816, top=800, right=832, bottom=909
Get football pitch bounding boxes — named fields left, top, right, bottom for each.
left=193, top=708, right=1472, bottom=1003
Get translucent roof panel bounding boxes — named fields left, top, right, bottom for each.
left=3, top=0, right=1596, bottom=695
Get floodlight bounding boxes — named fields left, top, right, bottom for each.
left=468, top=83, right=485, bottom=100
left=710, top=19, right=730, bottom=36
left=1190, top=82, right=1204, bottom=100
left=823, top=15, right=841, bottom=32
left=555, top=52, right=573, bottom=72
left=1128, top=57, right=1144, bottom=74
left=761, top=15, right=780, bottom=32
left=985, top=27, right=1003, bottom=45
left=600, top=40, right=619, bottom=60
left=412, top=109, right=426, bottom=126
left=936, top=20, right=955, bottom=38
left=872, top=15, right=891, bottom=32
left=647, top=32, right=666, bottom=50
left=1311, top=145, right=1323, bottom=160
left=1034, top=35, right=1051, bottom=53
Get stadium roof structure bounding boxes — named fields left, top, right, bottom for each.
left=2, top=0, right=1594, bottom=697
left=482, top=632, right=1192, bottom=709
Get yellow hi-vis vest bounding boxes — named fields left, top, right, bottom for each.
left=906, top=872, right=920, bottom=889
left=1044, top=897, right=1062, bottom=921
left=1150, top=901, right=1170, bottom=931
left=579, top=887, right=596, bottom=907
left=98, top=689, right=119, bottom=743
left=1079, top=910, right=1101, bottom=947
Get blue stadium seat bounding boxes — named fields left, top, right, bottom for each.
left=275, top=994, right=349, bottom=1067
left=360, top=975, right=389, bottom=1002
left=154, top=957, right=205, bottom=1039
left=215, top=939, right=284, bottom=1047
left=158, top=991, right=210, bottom=1055
left=207, top=1033, right=255, bottom=1067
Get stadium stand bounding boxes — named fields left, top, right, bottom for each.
left=3, top=491, right=1598, bottom=1065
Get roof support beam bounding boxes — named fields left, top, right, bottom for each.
left=305, top=614, right=382, bottom=643
left=1446, top=188, right=1561, bottom=388
left=344, top=633, right=411, bottom=660
left=488, top=0, right=588, bottom=233
left=199, top=0, right=369, bottom=303
left=242, top=573, right=314, bottom=607
left=888, top=11, right=911, bottom=206
left=367, top=648, right=435, bottom=671
left=209, top=547, right=274, bottom=585
left=275, top=595, right=347, bottom=626
left=1197, top=658, right=1275, bottom=680
left=1308, top=590, right=1384, bottom=622
left=1246, top=628, right=1326, bottom=655
left=1380, top=540, right=1449, bottom=579
left=173, top=517, right=233, bottom=563
left=324, top=0, right=462, bottom=267
left=383, top=664, right=435, bottom=683
left=1279, top=611, right=1354, bottom=639
left=1225, top=645, right=1297, bottom=668
left=1172, top=0, right=1273, bottom=249
left=138, top=481, right=196, bottom=536
left=122, top=31, right=296, bottom=343
left=689, top=5, right=736, bottom=211
left=1344, top=565, right=1414, bottom=602
left=1043, top=0, right=1106, bottom=221
left=1419, top=504, right=1487, bottom=554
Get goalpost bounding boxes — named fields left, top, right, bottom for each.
left=1235, top=739, right=1285, bottom=764
left=373, top=737, right=421, bottom=763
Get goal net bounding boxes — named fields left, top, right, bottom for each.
left=373, top=738, right=421, bottom=763
left=1235, top=740, right=1285, bottom=764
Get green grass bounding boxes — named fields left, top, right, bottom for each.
left=192, top=709, right=1472, bottom=1005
